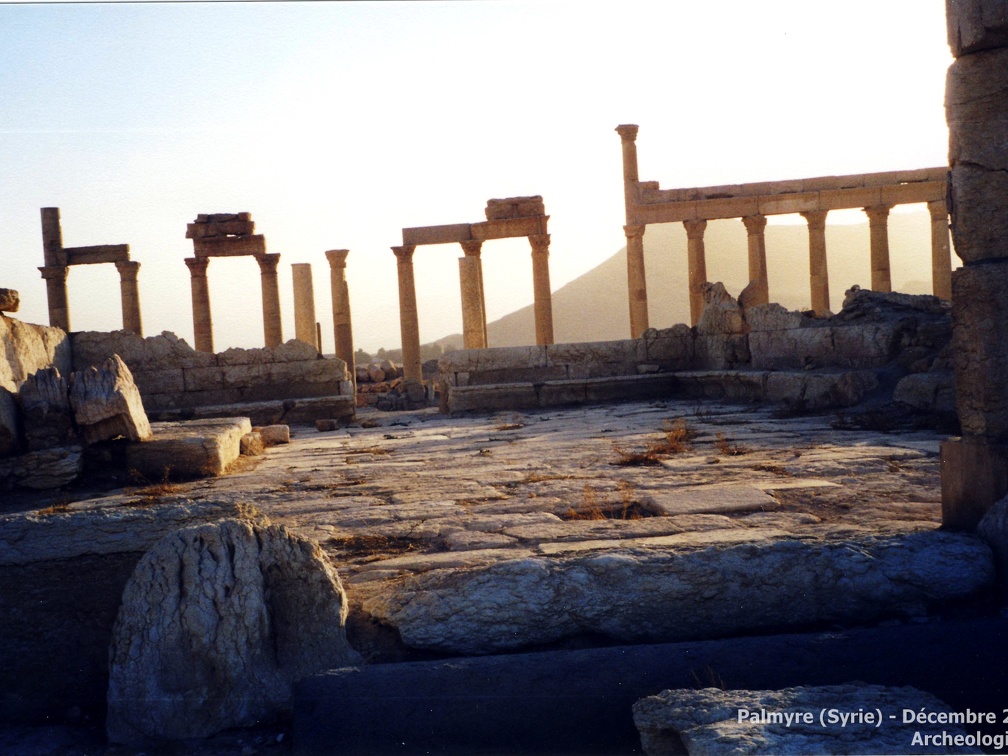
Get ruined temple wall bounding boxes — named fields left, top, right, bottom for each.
left=71, top=330, right=352, bottom=414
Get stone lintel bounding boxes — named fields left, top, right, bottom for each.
left=401, top=224, right=473, bottom=247
left=63, top=244, right=130, bottom=265
left=194, top=212, right=252, bottom=224
left=193, top=235, right=267, bottom=258
left=186, top=220, right=255, bottom=239
left=471, top=216, right=548, bottom=242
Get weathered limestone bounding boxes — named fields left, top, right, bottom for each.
left=39, top=207, right=142, bottom=334
left=0, top=315, right=72, bottom=394
left=106, top=519, right=361, bottom=743
left=942, top=7, right=1008, bottom=528
left=125, top=417, right=251, bottom=479
left=633, top=685, right=977, bottom=756
left=928, top=200, right=953, bottom=300
left=68, top=355, right=151, bottom=444
left=529, top=234, right=554, bottom=346
left=186, top=214, right=282, bottom=351
left=0, top=445, right=82, bottom=489
left=615, top=125, right=951, bottom=337
left=683, top=220, right=708, bottom=325
left=18, top=367, right=74, bottom=451
left=324, top=250, right=355, bottom=384
left=291, top=263, right=318, bottom=350
left=0, top=288, right=20, bottom=313
left=393, top=245, right=423, bottom=382
left=0, top=389, right=19, bottom=457
left=458, top=253, right=487, bottom=349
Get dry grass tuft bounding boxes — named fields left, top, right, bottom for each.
left=613, top=418, right=696, bottom=466
left=714, top=432, right=750, bottom=456
left=564, top=482, right=647, bottom=521
left=750, top=463, right=793, bottom=478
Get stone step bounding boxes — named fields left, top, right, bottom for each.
left=292, top=617, right=1008, bottom=755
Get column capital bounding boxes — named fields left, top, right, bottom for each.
left=38, top=265, right=68, bottom=281
left=529, top=234, right=550, bottom=255
left=325, top=249, right=350, bottom=268
left=460, top=240, right=483, bottom=257
left=256, top=253, right=281, bottom=274
left=392, top=245, right=416, bottom=262
left=800, top=210, right=828, bottom=230
left=742, top=214, right=767, bottom=234
left=927, top=200, right=948, bottom=221
left=615, top=124, right=639, bottom=142
left=683, top=219, right=707, bottom=240
left=623, top=224, right=645, bottom=241
left=114, top=260, right=141, bottom=280
left=184, top=256, right=210, bottom=276
left=864, top=205, right=891, bottom=224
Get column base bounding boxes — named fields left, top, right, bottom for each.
left=940, top=436, right=1008, bottom=530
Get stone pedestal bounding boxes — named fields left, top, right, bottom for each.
left=291, top=263, right=318, bottom=351
left=529, top=234, right=554, bottom=346
left=941, top=436, right=1008, bottom=530
left=801, top=210, right=830, bottom=315
left=742, top=215, right=769, bottom=306
left=185, top=257, right=213, bottom=353
left=325, top=250, right=355, bottom=382
left=624, top=224, right=648, bottom=338
left=393, top=246, right=422, bottom=383
left=683, top=220, right=708, bottom=325
left=864, top=205, right=892, bottom=293
left=928, top=200, right=952, bottom=300
left=257, top=254, right=283, bottom=348
left=115, top=260, right=143, bottom=336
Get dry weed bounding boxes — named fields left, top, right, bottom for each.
left=714, top=432, right=750, bottom=456
left=613, top=418, right=696, bottom=466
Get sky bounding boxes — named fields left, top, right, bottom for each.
left=1, top=1, right=953, bottom=353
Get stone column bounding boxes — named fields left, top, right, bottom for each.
left=393, top=245, right=422, bottom=383
left=257, top=253, right=283, bottom=348
left=115, top=260, right=143, bottom=336
left=928, top=200, right=953, bottom=301
left=529, top=234, right=555, bottom=346
left=291, top=263, right=318, bottom=350
left=185, top=257, right=213, bottom=353
left=39, top=207, right=70, bottom=331
left=742, top=214, right=770, bottom=306
left=941, top=7, right=1008, bottom=529
left=683, top=220, right=708, bottom=325
left=38, top=265, right=70, bottom=332
left=458, top=241, right=487, bottom=349
left=325, top=249, right=355, bottom=381
left=864, top=205, right=892, bottom=293
left=624, top=224, right=648, bottom=338
left=801, top=210, right=830, bottom=315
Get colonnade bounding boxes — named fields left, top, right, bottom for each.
left=617, top=125, right=953, bottom=336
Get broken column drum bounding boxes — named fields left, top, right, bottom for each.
left=38, top=207, right=143, bottom=335
left=615, top=125, right=953, bottom=331
left=184, top=213, right=282, bottom=352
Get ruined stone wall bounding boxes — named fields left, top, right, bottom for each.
left=440, top=288, right=953, bottom=417
left=71, top=330, right=352, bottom=417
left=0, top=314, right=71, bottom=394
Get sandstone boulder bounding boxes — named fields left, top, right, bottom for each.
left=633, top=684, right=979, bottom=755
left=69, top=355, right=152, bottom=444
left=0, top=288, right=19, bottom=313
left=106, top=519, right=361, bottom=743
left=18, top=367, right=75, bottom=451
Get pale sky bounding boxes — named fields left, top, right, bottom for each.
left=1, top=1, right=953, bottom=353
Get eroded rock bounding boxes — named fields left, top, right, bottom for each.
left=18, top=367, right=75, bottom=451
left=106, top=518, right=361, bottom=743
left=68, top=355, right=151, bottom=444
left=0, top=288, right=19, bottom=313
left=0, top=389, right=19, bottom=457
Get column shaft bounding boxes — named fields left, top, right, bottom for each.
left=185, top=257, right=214, bottom=353
left=458, top=256, right=487, bottom=349
left=40, top=207, right=64, bottom=267
left=257, top=254, right=283, bottom=347
left=928, top=200, right=953, bottom=300
left=325, top=249, right=355, bottom=381
left=115, top=260, right=143, bottom=336
left=683, top=220, right=708, bottom=325
left=393, top=246, right=422, bottom=382
left=529, top=234, right=554, bottom=346
left=39, top=266, right=70, bottom=332
left=291, top=263, right=318, bottom=350
left=864, top=206, right=892, bottom=293
left=801, top=210, right=830, bottom=315
left=624, top=224, right=648, bottom=338
left=742, top=215, right=770, bottom=306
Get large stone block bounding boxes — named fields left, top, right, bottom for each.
left=949, top=164, right=1008, bottom=264
left=952, top=264, right=1008, bottom=438
left=0, top=315, right=71, bottom=394
left=125, top=417, right=251, bottom=479
left=642, top=325, right=694, bottom=368
left=18, top=367, right=75, bottom=451
left=693, top=334, right=750, bottom=370
left=545, top=340, right=644, bottom=370
left=0, top=444, right=82, bottom=489
left=947, top=47, right=1008, bottom=172
left=447, top=383, right=539, bottom=413
left=942, top=436, right=1008, bottom=530
left=71, top=330, right=213, bottom=372
left=748, top=327, right=835, bottom=370
left=69, top=355, right=152, bottom=444
left=947, top=0, right=1008, bottom=56
left=106, top=519, right=361, bottom=743
left=696, top=282, right=745, bottom=335
left=765, top=370, right=878, bottom=411
left=0, top=288, right=20, bottom=313
left=130, top=367, right=185, bottom=396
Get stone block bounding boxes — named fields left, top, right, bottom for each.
left=447, top=384, right=539, bottom=413
left=949, top=164, right=1008, bottom=264
left=947, top=0, right=1008, bottom=56
left=71, top=330, right=213, bottom=373
left=546, top=340, right=644, bottom=369
left=269, top=359, right=339, bottom=386
left=583, top=375, right=677, bottom=404
left=642, top=325, right=694, bottom=367
left=941, top=435, right=1008, bottom=530
left=696, top=282, right=745, bottom=335
left=466, top=366, right=567, bottom=386
left=743, top=303, right=811, bottom=332
left=124, top=417, right=251, bottom=479
left=18, top=367, right=74, bottom=451
left=952, top=264, right=1008, bottom=439
left=0, top=288, right=19, bottom=313
left=893, top=371, right=957, bottom=414
left=947, top=47, right=1008, bottom=172
left=182, top=365, right=225, bottom=392
left=0, top=315, right=72, bottom=394
left=240, top=431, right=265, bottom=456
left=254, top=424, right=290, bottom=445
left=0, top=444, right=82, bottom=489
left=765, top=370, right=878, bottom=411
left=69, top=355, right=152, bottom=444
left=130, top=368, right=184, bottom=397
left=484, top=196, right=545, bottom=220
left=830, top=322, right=899, bottom=367
left=693, top=334, right=750, bottom=370
left=537, top=380, right=588, bottom=406
left=749, top=327, right=835, bottom=370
